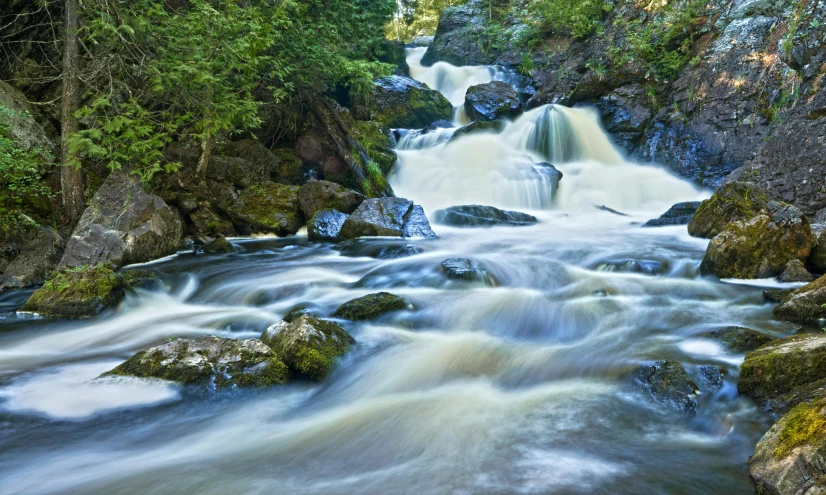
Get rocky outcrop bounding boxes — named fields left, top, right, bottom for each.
left=642, top=202, right=701, bottom=227
left=688, top=182, right=773, bottom=239
left=707, top=326, right=776, bottom=353
left=809, top=230, right=826, bottom=274
left=105, top=336, right=288, bottom=387
left=369, top=75, right=453, bottom=129
left=433, top=205, right=538, bottom=227
left=207, top=139, right=277, bottom=189
left=59, top=172, right=183, bottom=270
left=420, top=0, right=490, bottom=67
left=0, top=227, right=64, bottom=288
left=464, top=81, right=522, bottom=121
left=633, top=360, right=699, bottom=416
left=0, top=80, right=57, bottom=159
left=332, top=292, right=410, bottom=320
left=307, top=209, right=349, bottom=242
left=261, top=315, right=355, bottom=380
left=773, top=275, right=826, bottom=322
left=297, top=180, right=364, bottom=219
left=227, top=182, right=303, bottom=236
left=338, top=198, right=435, bottom=240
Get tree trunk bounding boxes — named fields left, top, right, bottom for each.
left=197, top=134, right=212, bottom=183
left=60, top=0, right=84, bottom=222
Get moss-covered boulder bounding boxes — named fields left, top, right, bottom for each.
left=227, top=182, right=303, bottom=236
left=748, top=397, right=826, bottom=495
left=698, top=205, right=816, bottom=279
left=369, top=75, right=453, bottom=129
left=464, top=81, right=522, bottom=122
left=202, top=236, right=235, bottom=254
left=707, top=326, right=776, bottom=353
left=19, top=264, right=133, bottom=319
left=688, top=182, right=773, bottom=239
left=350, top=120, right=397, bottom=174
left=764, top=288, right=796, bottom=304
left=273, top=148, right=304, bottom=184
left=774, top=275, right=826, bottom=322
left=105, top=336, right=288, bottom=387
left=332, top=292, right=410, bottom=320
left=261, top=315, right=355, bottom=380
left=297, top=180, right=364, bottom=220
left=739, top=334, right=826, bottom=414
left=633, top=360, right=699, bottom=416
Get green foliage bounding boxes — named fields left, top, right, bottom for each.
left=388, top=0, right=470, bottom=41
left=0, top=105, right=53, bottom=232
left=529, top=0, right=613, bottom=39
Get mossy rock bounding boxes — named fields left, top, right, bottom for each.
left=633, top=360, right=699, bottom=416
left=350, top=120, right=397, bottom=174
left=20, top=264, right=128, bottom=319
left=748, top=397, right=826, bottom=495
left=261, top=315, right=355, bottom=381
left=226, top=182, right=303, bottom=236
left=105, top=336, right=288, bottom=387
left=774, top=275, right=826, bottom=321
left=738, top=334, right=826, bottom=413
left=809, top=230, right=826, bottom=274
left=273, top=148, right=304, bottom=184
left=332, top=292, right=410, bottom=320
left=688, top=182, right=773, bottom=239
left=707, top=326, right=776, bottom=353
left=369, top=75, right=453, bottom=129
left=202, top=236, right=235, bottom=254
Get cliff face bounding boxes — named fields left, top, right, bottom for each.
left=424, top=0, right=825, bottom=211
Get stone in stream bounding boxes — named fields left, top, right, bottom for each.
left=688, top=182, right=777, bottom=239
left=449, top=120, right=505, bottom=142
left=261, top=315, right=356, bottom=381
left=642, top=201, right=701, bottom=227
left=333, top=292, right=410, bottom=321
left=433, top=205, right=538, bottom=227
left=227, top=182, right=303, bottom=237
left=698, top=365, right=723, bottom=392
left=308, top=209, right=349, bottom=242
left=440, top=258, right=493, bottom=284
left=764, top=288, right=796, bottom=304
left=337, top=198, right=435, bottom=240
left=593, top=259, right=668, bottom=275
left=633, top=360, right=699, bottom=416
left=297, top=180, right=365, bottom=220
left=706, top=326, right=776, bottom=353
left=777, top=259, right=814, bottom=283
left=368, top=75, right=453, bottom=129
left=104, top=336, right=288, bottom=387
left=334, top=239, right=423, bottom=259
left=463, top=81, right=522, bottom=122
left=773, top=275, right=826, bottom=322
left=202, top=236, right=235, bottom=254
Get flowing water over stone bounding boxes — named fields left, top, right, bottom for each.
left=0, top=49, right=796, bottom=495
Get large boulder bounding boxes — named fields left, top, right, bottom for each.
left=0, top=227, right=64, bottom=288
left=774, top=275, right=826, bottom=322
left=297, top=180, right=364, bottom=219
left=59, top=172, right=183, bottom=270
left=227, top=182, right=303, bottom=236
left=261, top=315, right=355, bottom=380
left=433, top=205, right=538, bottom=227
left=307, top=209, right=349, bottom=242
left=369, top=75, right=453, bottom=129
left=0, top=80, right=57, bottom=159
left=707, top=326, right=776, bottom=353
left=420, top=0, right=490, bottom=67
left=337, top=198, right=435, bottom=240
left=642, top=201, right=701, bottom=227
left=688, top=182, right=773, bottom=239
left=463, top=81, right=522, bottom=122
left=105, top=336, right=288, bottom=387
left=809, top=230, right=826, bottom=274
left=633, top=360, right=699, bottom=416
left=777, top=259, right=814, bottom=283
left=207, top=139, right=277, bottom=189
left=332, top=292, right=410, bottom=321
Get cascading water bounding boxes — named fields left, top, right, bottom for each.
left=0, top=46, right=795, bottom=495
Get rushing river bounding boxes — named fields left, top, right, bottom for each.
left=0, top=48, right=801, bottom=495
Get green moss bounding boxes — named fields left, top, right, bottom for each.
left=262, top=316, right=355, bottom=381
left=774, top=399, right=826, bottom=458
left=233, top=357, right=290, bottom=387
left=332, top=292, right=409, bottom=320
left=739, top=335, right=826, bottom=405
left=227, top=182, right=302, bottom=236
left=350, top=121, right=396, bottom=174
left=20, top=264, right=127, bottom=319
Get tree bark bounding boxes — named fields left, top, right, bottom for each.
left=60, top=0, right=84, bottom=222
left=197, top=134, right=212, bottom=183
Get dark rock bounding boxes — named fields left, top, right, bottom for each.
left=332, top=292, right=410, bottom=320
left=593, top=259, right=668, bottom=275
left=59, top=172, right=183, bottom=270
left=763, top=288, right=795, bottom=304
left=698, top=365, right=723, bottom=392
left=208, top=139, right=276, bottom=188
left=420, top=0, right=491, bottom=67
left=449, top=120, right=505, bottom=142
left=379, top=245, right=422, bottom=259
left=175, top=193, right=199, bottom=215
left=188, top=205, right=236, bottom=237
left=202, top=236, right=235, bottom=254
left=707, top=326, right=776, bottom=353
left=778, top=259, right=814, bottom=283
left=297, top=180, right=365, bottom=219
left=402, top=205, right=436, bottom=238
left=308, top=209, right=349, bottom=242
left=321, top=156, right=349, bottom=184
left=642, top=201, right=701, bottom=227
left=20, top=265, right=129, bottom=319
left=295, top=133, right=328, bottom=163
left=274, top=148, right=304, bottom=183
left=596, top=205, right=629, bottom=217
left=464, top=81, right=522, bottom=122
left=774, top=275, right=826, bottom=322
left=338, top=198, right=434, bottom=240
left=440, top=257, right=492, bottom=284
left=261, top=315, right=355, bottom=380
left=0, top=227, right=64, bottom=288
left=334, top=240, right=423, bottom=259
left=633, top=360, right=699, bottom=416
left=105, top=336, right=288, bottom=387
left=809, top=230, right=826, bottom=274
left=227, top=182, right=303, bottom=236
left=370, top=75, right=453, bottom=129
left=378, top=39, right=409, bottom=75
left=594, top=84, right=653, bottom=154
left=433, top=205, right=538, bottom=227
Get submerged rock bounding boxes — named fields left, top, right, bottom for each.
left=333, top=292, right=410, bottom=320
left=595, top=205, right=629, bottom=217
left=642, top=202, right=701, bottom=227
left=297, top=180, right=365, bottom=220
left=105, top=336, right=288, bottom=387
left=433, top=205, right=538, bottom=227
left=764, top=288, right=796, bottom=304
left=698, top=365, right=723, bottom=392
left=338, top=198, right=434, bottom=240
left=464, top=81, right=522, bottom=122
left=777, top=259, right=814, bottom=283
left=202, top=236, right=235, bottom=254
left=773, top=275, right=826, bottom=321
left=261, top=315, right=355, bottom=380
left=369, top=75, right=453, bottom=129
left=334, top=240, right=424, bottom=259
left=227, top=182, right=303, bottom=236
left=633, top=360, right=699, bottom=415
left=707, top=326, right=776, bottom=353
left=308, top=209, right=349, bottom=242
left=449, top=120, right=505, bottom=142
left=593, top=259, right=668, bottom=275
left=440, top=258, right=493, bottom=284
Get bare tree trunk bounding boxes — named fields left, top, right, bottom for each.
left=60, top=0, right=84, bottom=222
left=197, top=134, right=211, bottom=183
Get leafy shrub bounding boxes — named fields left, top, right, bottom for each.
left=529, top=0, right=613, bottom=39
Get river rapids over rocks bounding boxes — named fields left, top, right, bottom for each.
left=0, top=48, right=797, bottom=494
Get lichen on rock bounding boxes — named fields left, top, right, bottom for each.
left=227, top=182, right=303, bottom=236
left=261, top=315, right=355, bottom=380
left=332, top=292, right=410, bottom=320
left=20, top=264, right=132, bottom=319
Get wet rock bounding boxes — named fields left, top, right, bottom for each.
left=334, top=240, right=423, bottom=259
left=774, top=275, right=826, bottom=322
left=739, top=333, right=826, bottom=414
left=764, top=288, right=795, bottom=304
left=593, top=259, right=668, bottom=275
left=420, top=0, right=491, bottom=66
left=308, top=209, right=349, bottom=242
left=594, top=84, right=653, bottom=154
left=261, top=315, right=355, bottom=380
left=698, top=365, right=723, bottom=392
left=464, top=81, right=522, bottom=122
left=634, top=360, right=699, bottom=415
left=433, top=205, right=538, bottom=227
left=333, top=292, right=410, bottom=320
left=105, top=336, right=288, bottom=387
left=778, top=259, right=814, bottom=284
left=379, top=245, right=422, bottom=259
left=20, top=264, right=132, bottom=319
left=59, top=172, right=183, bottom=270
left=440, top=258, right=492, bottom=284
left=642, top=202, right=701, bottom=227
left=338, top=198, right=434, bottom=240
left=0, top=227, right=64, bottom=288
left=403, top=205, right=436, bottom=239
left=688, top=182, right=773, bottom=239
left=188, top=205, right=236, bottom=237
left=595, top=205, right=629, bottom=217
left=449, top=120, right=505, bottom=142
left=707, top=326, right=776, bottom=353
left=749, top=397, right=826, bottom=495
left=227, top=182, right=303, bottom=236
left=369, top=75, right=453, bottom=129
left=202, top=236, right=235, bottom=254
left=808, top=230, right=826, bottom=274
